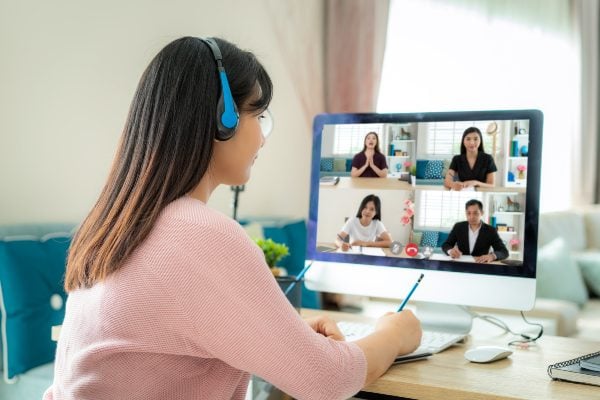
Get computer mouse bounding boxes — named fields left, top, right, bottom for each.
left=464, top=346, right=513, bottom=363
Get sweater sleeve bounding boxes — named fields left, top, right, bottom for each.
left=156, top=220, right=367, bottom=400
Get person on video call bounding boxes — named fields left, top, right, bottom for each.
left=335, top=194, right=393, bottom=251
left=444, top=127, right=497, bottom=190
left=442, top=199, right=508, bottom=263
left=44, top=37, right=422, bottom=400
left=350, top=131, right=389, bottom=177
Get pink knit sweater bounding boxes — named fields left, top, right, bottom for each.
left=44, top=197, right=366, bottom=400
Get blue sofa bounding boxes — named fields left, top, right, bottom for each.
left=413, top=229, right=450, bottom=253
left=319, top=157, right=353, bottom=177
left=0, top=223, right=75, bottom=399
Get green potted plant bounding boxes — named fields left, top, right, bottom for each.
left=254, top=238, right=289, bottom=276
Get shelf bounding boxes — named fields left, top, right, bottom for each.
left=389, top=155, right=410, bottom=159
left=497, top=230, right=517, bottom=235
left=505, top=182, right=526, bottom=187
left=494, top=212, right=524, bottom=215
left=391, top=139, right=416, bottom=143
left=508, top=156, right=528, bottom=160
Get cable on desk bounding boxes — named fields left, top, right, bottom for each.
left=464, top=308, right=544, bottom=348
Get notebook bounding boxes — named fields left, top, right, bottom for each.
left=547, top=351, right=600, bottom=387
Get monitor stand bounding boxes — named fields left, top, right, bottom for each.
left=415, top=302, right=473, bottom=334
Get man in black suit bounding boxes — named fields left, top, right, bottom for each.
left=442, top=199, right=508, bottom=263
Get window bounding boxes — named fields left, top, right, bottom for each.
left=333, top=124, right=384, bottom=155
left=425, top=121, right=495, bottom=156
left=415, top=190, right=483, bottom=230
left=378, top=0, right=577, bottom=211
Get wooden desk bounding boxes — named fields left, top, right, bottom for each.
left=320, top=177, right=526, bottom=194
left=317, top=242, right=402, bottom=258
left=302, top=309, right=599, bottom=400
left=320, top=177, right=412, bottom=191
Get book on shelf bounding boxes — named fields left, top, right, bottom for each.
left=547, top=350, right=600, bottom=387
left=319, top=176, right=339, bottom=185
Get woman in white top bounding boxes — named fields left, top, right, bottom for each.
left=335, top=194, right=393, bottom=251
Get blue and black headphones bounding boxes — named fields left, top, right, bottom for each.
left=199, top=37, right=239, bottom=141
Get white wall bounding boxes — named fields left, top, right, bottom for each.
left=0, top=0, right=324, bottom=224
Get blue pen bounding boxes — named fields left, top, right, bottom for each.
left=397, top=273, right=424, bottom=312
left=284, top=262, right=313, bottom=296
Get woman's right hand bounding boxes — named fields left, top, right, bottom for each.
left=374, top=310, right=422, bottom=356
left=341, top=242, right=351, bottom=251
left=356, top=310, right=422, bottom=385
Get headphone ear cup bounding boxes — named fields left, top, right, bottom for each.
left=215, top=94, right=239, bottom=141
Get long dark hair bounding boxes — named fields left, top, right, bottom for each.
left=361, top=131, right=383, bottom=154
left=355, top=194, right=382, bottom=221
left=459, top=126, right=485, bottom=155
left=65, top=37, right=272, bottom=291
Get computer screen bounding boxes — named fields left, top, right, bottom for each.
left=304, top=110, right=543, bottom=317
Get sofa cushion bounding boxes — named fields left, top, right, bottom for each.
left=412, top=231, right=423, bottom=246
left=320, top=158, right=334, bottom=172
left=0, top=233, right=70, bottom=380
left=574, top=251, right=600, bottom=296
left=345, top=159, right=353, bottom=172
left=584, top=207, right=600, bottom=249
left=415, top=160, right=428, bottom=179
left=437, top=231, right=449, bottom=247
left=332, top=158, right=347, bottom=172
left=421, top=231, right=439, bottom=247
left=536, top=237, right=588, bottom=306
left=424, top=160, right=444, bottom=179
left=538, top=211, right=586, bottom=251
left=442, top=159, right=451, bottom=180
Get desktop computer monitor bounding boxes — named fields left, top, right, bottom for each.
left=304, top=110, right=543, bottom=331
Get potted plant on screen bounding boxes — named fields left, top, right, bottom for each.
left=254, top=238, right=289, bottom=277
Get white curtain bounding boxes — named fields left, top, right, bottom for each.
left=572, top=0, right=599, bottom=205
left=378, top=0, right=578, bottom=211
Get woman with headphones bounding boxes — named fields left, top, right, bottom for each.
left=45, top=37, right=421, bottom=400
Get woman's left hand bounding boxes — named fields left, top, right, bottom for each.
left=463, top=180, right=479, bottom=187
left=304, top=316, right=345, bottom=341
left=351, top=240, right=367, bottom=247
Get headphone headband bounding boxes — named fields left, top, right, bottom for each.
left=200, top=37, right=239, bottom=141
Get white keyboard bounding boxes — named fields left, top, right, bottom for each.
left=338, top=320, right=466, bottom=354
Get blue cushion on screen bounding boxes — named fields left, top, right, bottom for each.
left=0, top=234, right=70, bottom=380
left=320, top=158, right=334, bottom=172
left=412, top=231, right=423, bottom=246
left=332, top=158, right=346, bottom=172
left=345, top=159, right=353, bottom=172
left=421, top=231, right=439, bottom=247
left=416, top=160, right=428, bottom=179
left=424, top=160, right=444, bottom=179
left=437, top=231, right=450, bottom=247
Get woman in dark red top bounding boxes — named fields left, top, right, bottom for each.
left=444, top=127, right=497, bottom=190
left=350, top=131, right=388, bottom=177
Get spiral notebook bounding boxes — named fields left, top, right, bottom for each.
left=547, top=351, right=600, bottom=387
